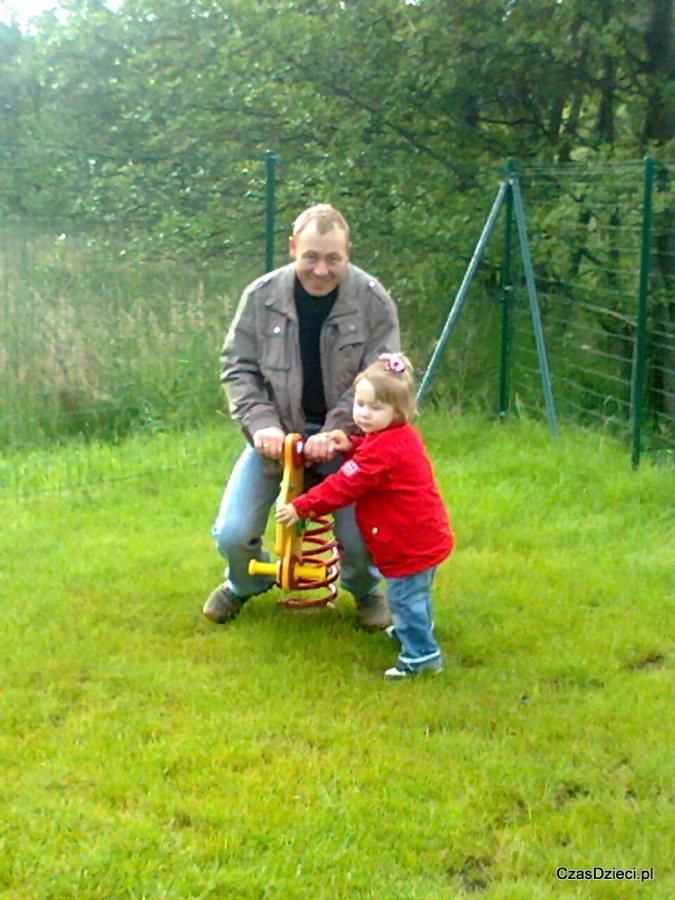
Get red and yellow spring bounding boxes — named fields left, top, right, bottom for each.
left=249, top=434, right=340, bottom=609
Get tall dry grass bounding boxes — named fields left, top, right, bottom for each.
left=0, top=226, right=255, bottom=449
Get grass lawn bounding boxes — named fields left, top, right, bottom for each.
left=1, top=414, right=673, bottom=899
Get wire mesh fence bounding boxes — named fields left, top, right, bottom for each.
left=505, top=159, right=674, bottom=460
left=1, top=157, right=673, bottom=499
left=421, top=158, right=674, bottom=462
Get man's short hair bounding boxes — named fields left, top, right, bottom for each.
left=292, top=204, right=350, bottom=242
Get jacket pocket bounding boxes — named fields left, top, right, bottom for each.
left=336, top=319, right=365, bottom=351
left=261, top=322, right=290, bottom=371
left=334, top=320, right=365, bottom=375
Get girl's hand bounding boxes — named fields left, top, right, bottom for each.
left=325, top=429, right=352, bottom=453
left=304, top=432, right=335, bottom=463
left=276, top=502, right=300, bottom=526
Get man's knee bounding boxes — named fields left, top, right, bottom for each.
left=338, top=535, right=371, bottom=568
left=212, top=516, right=260, bottom=558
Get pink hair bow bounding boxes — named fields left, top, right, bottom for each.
left=378, top=353, right=406, bottom=373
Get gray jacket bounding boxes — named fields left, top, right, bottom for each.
left=220, top=262, right=400, bottom=437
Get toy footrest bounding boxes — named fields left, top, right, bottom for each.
left=248, top=560, right=277, bottom=578
left=248, top=558, right=327, bottom=586
left=293, top=562, right=328, bottom=583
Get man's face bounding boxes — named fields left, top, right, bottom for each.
left=289, top=222, right=349, bottom=296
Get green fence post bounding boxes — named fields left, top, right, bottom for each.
left=265, top=150, right=276, bottom=273
left=417, top=179, right=509, bottom=407
left=630, top=155, right=654, bottom=469
left=510, top=173, right=558, bottom=439
left=499, top=159, right=516, bottom=418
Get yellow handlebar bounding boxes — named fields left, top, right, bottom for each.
left=248, top=434, right=327, bottom=591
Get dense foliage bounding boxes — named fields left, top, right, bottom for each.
left=2, top=1, right=674, bottom=251
left=0, top=1, right=673, bottom=441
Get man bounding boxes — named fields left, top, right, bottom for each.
left=203, top=204, right=400, bottom=628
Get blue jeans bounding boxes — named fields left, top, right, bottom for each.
left=211, top=439, right=381, bottom=602
left=385, top=566, right=442, bottom=671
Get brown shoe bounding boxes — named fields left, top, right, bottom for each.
left=356, top=591, right=392, bottom=631
left=202, top=584, right=248, bottom=624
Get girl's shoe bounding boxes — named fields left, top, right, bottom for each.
left=383, top=625, right=400, bottom=645
left=384, top=660, right=443, bottom=680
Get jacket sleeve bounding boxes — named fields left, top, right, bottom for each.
left=340, top=435, right=363, bottom=458
left=363, top=282, right=400, bottom=363
left=324, top=281, right=400, bottom=433
left=292, top=444, right=389, bottom=518
left=220, top=284, right=282, bottom=435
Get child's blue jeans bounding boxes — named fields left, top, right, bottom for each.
left=385, top=566, right=442, bottom=671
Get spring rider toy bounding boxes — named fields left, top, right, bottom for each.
left=248, top=434, right=340, bottom=609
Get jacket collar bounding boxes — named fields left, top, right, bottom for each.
left=362, top=420, right=408, bottom=442
left=329, top=266, right=360, bottom=322
left=264, top=263, right=360, bottom=322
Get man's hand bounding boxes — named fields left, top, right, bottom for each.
left=304, top=431, right=339, bottom=463
left=253, top=426, right=286, bottom=459
left=276, top=502, right=300, bottom=526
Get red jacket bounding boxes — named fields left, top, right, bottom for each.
left=292, top=422, right=453, bottom=577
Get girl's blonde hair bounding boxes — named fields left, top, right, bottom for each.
left=354, top=353, right=417, bottom=423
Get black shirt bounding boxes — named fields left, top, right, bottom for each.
left=294, top=276, right=339, bottom=425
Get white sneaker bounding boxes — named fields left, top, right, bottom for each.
left=384, top=662, right=443, bottom=681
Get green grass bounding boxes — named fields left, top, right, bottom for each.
left=1, top=414, right=673, bottom=899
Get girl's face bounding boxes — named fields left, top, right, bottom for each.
left=353, top=377, right=396, bottom=434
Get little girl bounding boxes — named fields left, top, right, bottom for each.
left=276, top=352, right=453, bottom=680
